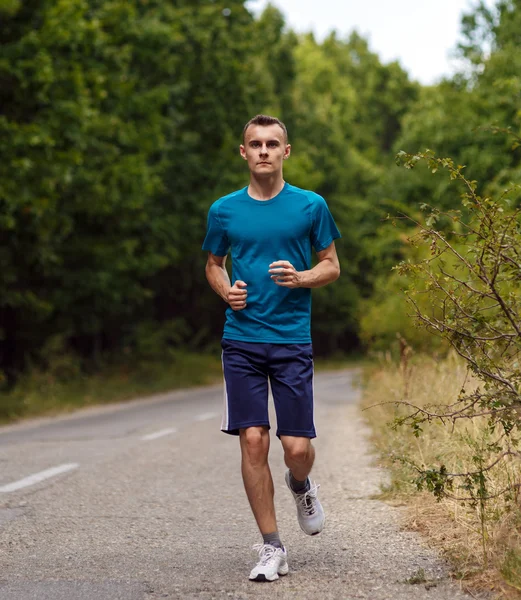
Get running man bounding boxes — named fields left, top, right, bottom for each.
left=202, top=114, right=341, bottom=582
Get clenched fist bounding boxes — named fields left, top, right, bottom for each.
left=269, top=260, right=302, bottom=288
left=227, top=280, right=248, bottom=311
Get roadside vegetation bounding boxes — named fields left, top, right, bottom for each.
left=0, top=351, right=223, bottom=424
left=361, top=141, right=521, bottom=597
left=361, top=354, right=521, bottom=597
left=360, top=77, right=521, bottom=600
left=357, top=4, right=521, bottom=592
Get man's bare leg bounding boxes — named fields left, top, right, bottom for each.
left=241, top=426, right=288, bottom=582
left=280, top=436, right=315, bottom=482
left=280, top=435, right=325, bottom=535
left=239, top=426, right=277, bottom=534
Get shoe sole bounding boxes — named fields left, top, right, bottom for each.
left=250, top=572, right=288, bottom=582
left=300, top=526, right=324, bottom=535
left=249, top=563, right=289, bottom=582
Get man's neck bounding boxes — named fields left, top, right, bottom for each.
left=248, top=174, right=285, bottom=201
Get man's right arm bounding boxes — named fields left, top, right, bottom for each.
left=205, top=253, right=231, bottom=302
left=205, top=252, right=247, bottom=311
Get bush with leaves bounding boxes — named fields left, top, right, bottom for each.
left=391, top=136, right=521, bottom=516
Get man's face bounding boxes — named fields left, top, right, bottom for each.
left=240, top=124, right=291, bottom=177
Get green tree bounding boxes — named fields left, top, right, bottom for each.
left=0, top=0, right=270, bottom=378
left=282, top=31, right=418, bottom=351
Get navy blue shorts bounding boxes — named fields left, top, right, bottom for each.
left=221, top=339, right=316, bottom=438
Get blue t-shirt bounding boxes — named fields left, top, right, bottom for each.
left=202, top=182, right=341, bottom=344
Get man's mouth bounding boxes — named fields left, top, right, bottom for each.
left=258, top=161, right=270, bottom=165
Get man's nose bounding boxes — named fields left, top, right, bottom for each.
left=259, top=144, right=269, bottom=154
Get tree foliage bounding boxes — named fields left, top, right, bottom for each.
left=3, top=0, right=521, bottom=384
left=361, top=0, right=521, bottom=351
left=0, top=0, right=420, bottom=381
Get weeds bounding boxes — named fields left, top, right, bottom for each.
left=404, top=567, right=427, bottom=584
left=361, top=354, right=521, bottom=594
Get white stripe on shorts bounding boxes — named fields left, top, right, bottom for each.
left=312, top=356, right=316, bottom=433
left=221, top=350, right=229, bottom=431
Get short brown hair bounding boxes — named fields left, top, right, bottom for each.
left=242, top=114, right=288, bottom=144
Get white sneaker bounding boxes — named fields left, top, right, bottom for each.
left=285, top=470, right=325, bottom=535
left=249, top=544, right=289, bottom=582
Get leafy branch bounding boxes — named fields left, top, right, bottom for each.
left=388, top=147, right=521, bottom=520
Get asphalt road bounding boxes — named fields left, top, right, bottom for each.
left=0, top=371, right=488, bottom=599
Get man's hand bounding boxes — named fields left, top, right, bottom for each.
left=227, top=280, right=248, bottom=310
left=269, top=261, right=302, bottom=288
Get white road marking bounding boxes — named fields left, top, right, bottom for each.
left=0, top=463, right=79, bottom=493
left=194, top=412, right=218, bottom=422
left=141, top=428, right=177, bottom=441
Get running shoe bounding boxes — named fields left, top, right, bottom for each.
left=285, top=470, right=325, bottom=535
left=249, top=543, right=289, bottom=582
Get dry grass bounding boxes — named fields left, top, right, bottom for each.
left=361, top=352, right=521, bottom=599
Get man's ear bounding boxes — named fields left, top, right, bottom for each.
left=284, top=144, right=291, bottom=159
left=239, top=145, right=247, bottom=160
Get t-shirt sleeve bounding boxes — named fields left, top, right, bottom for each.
left=202, top=203, right=230, bottom=256
left=310, top=195, right=341, bottom=252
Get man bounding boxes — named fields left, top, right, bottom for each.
left=202, top=114, right=341, bottom=582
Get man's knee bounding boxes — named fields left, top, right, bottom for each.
left=282, top=437, right=312, bottom=464
left=240, top=426, right=269, bottom=464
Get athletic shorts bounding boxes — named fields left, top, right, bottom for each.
left=221, top=339, right=316, bottom=438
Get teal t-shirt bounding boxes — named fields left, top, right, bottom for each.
left=202, top=182, right=341, bottom=344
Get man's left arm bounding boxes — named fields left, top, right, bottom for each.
left=269, top=241, right=340, bottom=289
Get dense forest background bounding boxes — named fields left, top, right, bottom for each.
left=1, top=0, right=520, bottom=386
